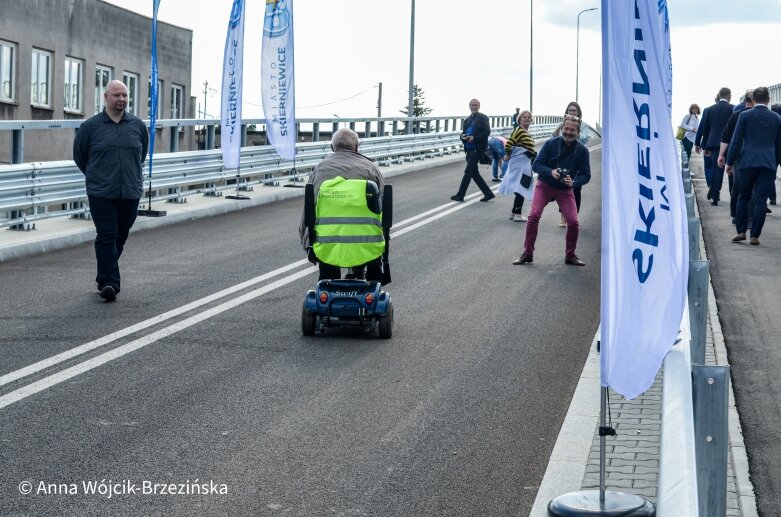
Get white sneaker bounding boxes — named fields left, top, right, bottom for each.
left=513, top=214, right=528, bottom=222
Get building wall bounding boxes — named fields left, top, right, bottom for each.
left=0, top=0, right=192, bottom=163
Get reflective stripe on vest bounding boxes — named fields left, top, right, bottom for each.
left=313, top=176, right=385, bottom=267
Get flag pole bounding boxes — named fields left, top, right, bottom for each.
left=138, top=0, right=166, bottom=217
left=547, top=385, right=654, bottom=516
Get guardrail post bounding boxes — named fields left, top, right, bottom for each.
left=11, top=129, right=24, bottom=164
left=392, top=120, right=398, bottom=135
left=378, top=120, right=385, bottom=137
left=332, top=121, right=339, bottom=136
left=312, top=122, right=320, bottom=142
left=206, top=125, right=216, bottom=150
left=692, top=365, right=729, bottom=517
left=688, top=217, right=700, bottom=261
left=349, top=121, right=355, bottom=132
left=681, top=146, right=690, bottom=178
left=169, top=127, right=179, bottom=152
left=688, top=260, right=709, bottom=365
left=685, top=192, right=695, bottom=217
left=364, top=121, right=371, bottom=139
left=241, top=124, right=248, bottom=146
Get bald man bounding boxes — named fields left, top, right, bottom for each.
left=74, top=80, right=149, bottom=301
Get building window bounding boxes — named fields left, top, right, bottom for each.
left=170, top=84, right=183, bottom=119
left=95, top=65, right=112, bottom=113
left=148, top=78, right=163, bottom=119
left=31, top=49, right=52, bottom=107
left=122, top=71, right=139, bottom=115
left=0, top=40, right=15, bottom=102
left=64, top=57, right=82, bottom=113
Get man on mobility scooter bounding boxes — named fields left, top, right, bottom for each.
left=299, top=129, right=393, bottom=338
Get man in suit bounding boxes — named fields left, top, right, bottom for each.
left=717, top=90, right=753, bottom=221
left=695, top=87, right=734, bottom=204
left=725, top=87, right=781, bottom=245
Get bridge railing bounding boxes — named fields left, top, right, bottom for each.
left=0, top=117, right=600, bottom=230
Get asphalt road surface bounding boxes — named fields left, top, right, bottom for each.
left=1, top=147, right=603, bottom=516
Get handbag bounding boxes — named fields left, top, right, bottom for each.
left=675, top=126, right=686, bottom=140
left=479, top=147, right=493, bottom=165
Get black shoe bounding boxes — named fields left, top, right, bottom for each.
left=770, top=199, right=777, bottom=205
left=564, top=255, right=586, bottom=266
left=100, top=285, right=117, bottom=302
left=480, top=193, right=496, bottom=202
left=767, top=207, right=772, bottom=214
left=512, top=253, right=533, bottom=265
left=491, top=177, right=500, bottom=182
left=706, top=191, right=712, bottom=200
left=450, top=194, right=464, bottom=202
left=711, top=200, right=719, bottom=206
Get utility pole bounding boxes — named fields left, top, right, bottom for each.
left=377, top=82, right=383, bottom=118
left=202, top=80, right=208, bottom=119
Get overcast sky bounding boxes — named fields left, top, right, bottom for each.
left=109, top=0, right=781, bottom=126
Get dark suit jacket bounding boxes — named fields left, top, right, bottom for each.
left=726, top=105, right=781, bottom=170
left=696, top=100, right=734, bottom=149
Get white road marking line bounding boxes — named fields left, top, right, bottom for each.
left=0, top=259, right=309, bottom=387
left=0, top=267, right=317, bottom=410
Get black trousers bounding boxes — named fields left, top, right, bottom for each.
left=456, top=149, right=493, bottom=197
left=319, top=260, right=382, bottom=282
left=88, top=196, right=140, bottom=292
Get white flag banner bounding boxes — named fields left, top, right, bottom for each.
left=221, top=0, right=245, bottom=170
left=600, top=0, right=689, bottom=400
left=262, top=0, right=296, bottom=161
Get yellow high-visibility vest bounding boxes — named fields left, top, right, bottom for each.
left=313, top=176, right=384, bottom=267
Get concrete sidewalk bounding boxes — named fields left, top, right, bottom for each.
left=530, top=154, right=759, bottom=516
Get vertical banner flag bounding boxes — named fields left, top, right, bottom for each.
left=600, top=0, right=689, bottom=399
left=261, top=0, right=296, bottom=160
left=221, top=0, right=246, bottom=169
left=148, top=0, right=161, bottom=177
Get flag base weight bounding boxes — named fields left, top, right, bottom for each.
left=225, top=195, right=250, bottom=200
left=548, top=490, right=655, bottom=516
left=138, top=209, right=167, bottom=217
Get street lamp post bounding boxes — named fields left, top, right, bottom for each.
left=407, top=0, right=415, bottom=134
left=576, top=7, right=598, bottom=104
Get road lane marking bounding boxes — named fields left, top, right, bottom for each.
left=0, top=259, right=310, bottom=387
left=0, top=267, right=317, bottom=410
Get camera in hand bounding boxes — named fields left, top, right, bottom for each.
left=559, top=168, right=571, bottom=181
left=460, top=133, right=469, bottom=142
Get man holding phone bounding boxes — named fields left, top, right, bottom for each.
left=513, top=115, right=591, bottom=266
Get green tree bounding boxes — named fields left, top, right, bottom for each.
left=399, top=84, right=433, bottom=117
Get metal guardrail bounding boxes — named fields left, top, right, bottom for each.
left=0, top=119, right=600, bottom=230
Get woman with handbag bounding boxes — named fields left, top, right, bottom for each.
left=680, top=104, right=700, bottom=160
left=499, top=110, right=536, bottom=222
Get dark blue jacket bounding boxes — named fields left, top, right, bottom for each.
left=532, top=137, right=591, bottom=190
left=696, top=99, right=734, bottom=150
left=726, top=105, right=781, bottom=171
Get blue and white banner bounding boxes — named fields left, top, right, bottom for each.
left=221, top=0, right=245, bottom=169
left=600, top=0, right=688, bottom=399
left=148, top=0, right=161, bottom=176
left=261, top=0, right=296, bottom=161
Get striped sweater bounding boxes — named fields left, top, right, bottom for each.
left=505, top=127, right=536, bottom=157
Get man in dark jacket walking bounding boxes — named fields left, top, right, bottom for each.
left=73, top=80, right=148, bottom=301
left=451, top=99, right=495, bottom=202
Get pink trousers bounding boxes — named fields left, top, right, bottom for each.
left=523, top=180, right=579, bottom=258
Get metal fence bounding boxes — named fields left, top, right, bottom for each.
left=0, top=116, right=600, bottom=230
